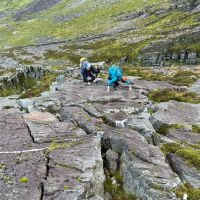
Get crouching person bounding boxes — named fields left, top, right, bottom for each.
left=80, top=57, right=100, bottom=84
left=107, top=65, right=131, bottom=92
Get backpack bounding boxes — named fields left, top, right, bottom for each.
left=108, top=65, right=123, bottom=80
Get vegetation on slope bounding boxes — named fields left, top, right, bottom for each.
left=0, top=0, right=199, bottom=63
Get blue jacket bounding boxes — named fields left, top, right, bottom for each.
left=108, top=65, right=123, bottom=80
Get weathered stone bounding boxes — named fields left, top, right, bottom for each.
left=24, top=111, right=86, bottom=143
left=133, top=79, right=178, bottom=91
left=0, top=151, right=46, bottom=200
left=103, top=128, right=181, bottom=200
left=0, top=109, right=34, bottom=151
left=172, top=53, right=179, bottom=60
left=0, top=97, right=18, bottom=110
left=168, top=154, right=200, bottom=188
left=43, top=136, right=105, bottom=200
left=167, top=128, right=200, bottom=145
left=33, top=97, right=62, bottom=113
left=106, top=149, right=119, bottom=174
left=189, top=79, right=200, bottom=96
left=150, top=100, right=200, bottom=131
left=126, top=112, right=156, bottom=143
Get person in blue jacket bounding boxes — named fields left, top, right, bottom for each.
left=80, top=58, right=100, bottom=84
left=107, top=65, right=131, bottom=92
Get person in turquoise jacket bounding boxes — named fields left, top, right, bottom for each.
left=107, top=65, right=131, bottom=91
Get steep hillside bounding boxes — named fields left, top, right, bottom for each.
left=0, top=0, right=200, bottom=65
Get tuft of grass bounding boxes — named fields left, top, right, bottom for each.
left=104, top=171, right=136, bottom=200
left=170, top=71, right=199, bottom=87
left=148, top=89, right=200, bottom=104
left=157, top=124, right=185, bottom=135
left=51, top=66, right=66, bottom=70
left=174, top=184, right=200, bottom=200
left=160, top=143, right=182, bottom=156
left=63, top=185, right=69, bottom=190
left=192, top=125, right=200, bottom=134
left=19, top=72, right=57, bottom=99
left=122, top=66, right=167, bottom=81
left=19, top=176, right=29, bottom=183
left=0, top=163, right=6, bottom=170
left=161, top=143, right=200, bottom=170
left=0, top=68, right=16, bottom=76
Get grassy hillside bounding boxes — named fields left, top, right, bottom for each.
left=0, top=0, right=199, bottom=64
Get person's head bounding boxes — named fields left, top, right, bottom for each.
left=122, top=76, right=128, bottom=82
left=80, top=57, right=87, bottom=63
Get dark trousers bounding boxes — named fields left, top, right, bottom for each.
left=81, top=66, right=100, bottom=82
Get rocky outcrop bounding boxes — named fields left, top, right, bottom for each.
left=1, top=66, right=200, bottom=199
left=0, top=65, right=50, bottom=89
left=102, top=128, right=181, bottom=200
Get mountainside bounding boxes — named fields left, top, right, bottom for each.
left=1, top=1, right=200, bottom=200
left=0, top=0, right=200, bottom=66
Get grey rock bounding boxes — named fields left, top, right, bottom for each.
left=189, top=79, right=200, bottom=96
left=24, top=111, right=86, bottom=143
left=33, top=97, right=62, bottom=113
left=126, top=112, right=156, bottom=143
left=168, top=154, right=200, bottom=188
left=0, top=152, right=46, bottom=200
left=150, top=100, right=200, bottom=131
left=106, top=149, right=119, bottom=174
left=43, top=136, right=105, bottom=200
left=18, top=99, right=34, bottom=110
left=103, top=128, right=181, bottom=199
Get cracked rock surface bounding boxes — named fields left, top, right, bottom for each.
left=1, top=68, right=200, bottom=199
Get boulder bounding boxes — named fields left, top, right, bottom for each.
left=103, top=128, right=181, bottom=200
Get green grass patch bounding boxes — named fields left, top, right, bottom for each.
left=0, top=163, right=6, bottom=170
left=192, top=125, right=200, bottom=134
left=47, top=140, right=73, bottom=153
left=161, top=143, right=200, bottom=170
left=148, top=89, right=200, bottom=104
left=51, top=65, right=66, bottom=70
left=170, top=70, right=199, bottom=87
left=157, top=124, right=185, bottom=135
left=174, top=184, right=200, bottom=200
left=0, top=68, right=16, bottom=76
left=104, top=171, right=136, bottom=200
left=0, top=72, right=57, bottom=98
left=123, top=66, right=167, bottom=81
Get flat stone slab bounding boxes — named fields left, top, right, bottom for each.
left=43, top=136, right=105, bottom=200
left=151, top=100, right=200, bottom=130
left=189, top=79, right=200, bottom=96
left=0, top=151, right=46, bottom=200
left=0, top=109, right=34, bottom=151
left=24, top=111, right=58, bottom=122
left=24, top=111, right=87, bottom=143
